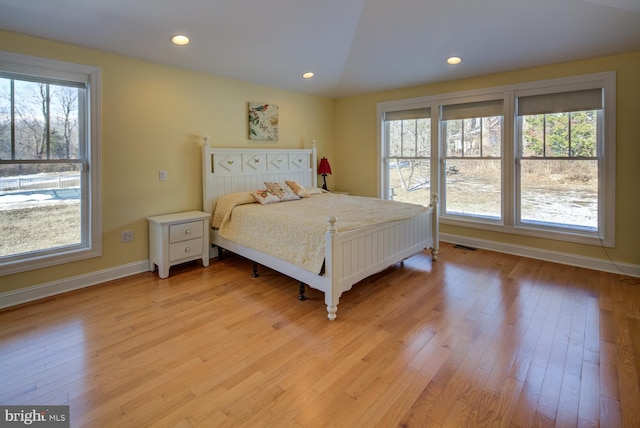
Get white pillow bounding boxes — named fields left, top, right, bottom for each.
left=306, top=187, right=325, bottom=195
left=251, top=189, right=281, bottom=204
left=264, top=181, right=300, bottom=201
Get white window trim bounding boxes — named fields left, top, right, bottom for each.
left=0, top=51, right=102, bottom=276
left=377, top=71, right=615, bottom=248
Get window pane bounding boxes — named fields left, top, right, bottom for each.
left=0, top=78, right=10, bottom=159
left=445, top=159, right=501, bottom=219
left=482, top=116, right=502, bottom=157
left=522, top=115, right=545, bottom=157
left=385, top=114, right=431, bottom=205
left=401, top=121, right=417, bottom=157
left=0, top=163, right=82, bottom=257
left=387, top=120, right=402, bottom=157
left=520, top=159, right=597, bottom=229
left=570, top=111, right=597, bottom=157
left=446, top=120, right=462, bottom=157
left=50, top=86, right=80, bottom=160
left=464, top=118, right=481, bottom=157
left=546, top=113, right=570, bottom=157
left=416, top=118, right=430, bottom=157
left=388, top=159, right=430, bottom=205
left=387, top=118, right=430, bottom=158
left=444, top=114, right=502, bottom=220
left=14, top=80, right=47, bottom=160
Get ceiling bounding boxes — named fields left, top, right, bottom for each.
left=1, top=0, right=638, bottom=98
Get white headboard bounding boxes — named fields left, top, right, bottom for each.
left=202, top=145, right=318, bottom=215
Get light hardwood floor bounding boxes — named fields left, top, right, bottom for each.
left=1, top=242, right=639, bottom=427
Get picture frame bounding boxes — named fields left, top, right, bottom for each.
left=248, top=102, right=279, bottom=141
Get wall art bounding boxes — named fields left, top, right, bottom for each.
left=248, top=102, right=279, bottom=141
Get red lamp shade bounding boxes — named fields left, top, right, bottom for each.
left=318, top=157, right=332, bottom=190
left=318, top=157, right=332, bottom=175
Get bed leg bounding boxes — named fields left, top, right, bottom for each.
left=432, top=248, right=439, bottom=261
left=252, top=263, right=260, bottom=278
left=217, top=246, right=224, bottom=261
left=298, top=282, right=306, bottom=301
left=326, top=305, right=337, bottom=321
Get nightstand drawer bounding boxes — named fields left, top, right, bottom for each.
left=169, top=237, right=203, bottom=261
left=169, top=221, right=204, bottom=243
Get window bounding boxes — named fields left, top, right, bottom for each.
left=0, top=51, right=101, bottom=275
left=382, top=107, right=431, bottom=204
left=516, top=89, right=601, bottom=231
left=378, top=72, right=615, bottom=247
left=442, top=99, right=503, bottom=220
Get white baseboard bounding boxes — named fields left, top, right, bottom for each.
left=0, top=260, right=150, bottom=310
left=441, top=233, right=640, bottom=278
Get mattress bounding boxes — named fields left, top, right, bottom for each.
left=213, top=192, right=428, bottom=273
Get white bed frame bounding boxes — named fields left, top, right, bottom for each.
left=202, top=144, right=439, bottom=320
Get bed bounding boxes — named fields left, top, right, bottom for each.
left=202, top=144, right=439, bottom=320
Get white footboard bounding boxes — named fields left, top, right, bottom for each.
left=322, top=207, right=436, bottom=320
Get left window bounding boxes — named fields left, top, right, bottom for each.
left=0, top=51, right=101, bottom=275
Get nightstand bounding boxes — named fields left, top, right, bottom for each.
left=147, top=211, right=211, bottom=279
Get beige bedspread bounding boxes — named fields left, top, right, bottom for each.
left=213, top=193, right=428, bottom=274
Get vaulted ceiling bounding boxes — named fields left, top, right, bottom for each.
left=1, top=0, right=638, bottom=98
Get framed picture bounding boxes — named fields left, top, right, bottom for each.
left=248, top=102, right=279, bottom=141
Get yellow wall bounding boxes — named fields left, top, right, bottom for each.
left=0, top=30, right=335, bottom=292
left=334, top=51, right=640, bottom=266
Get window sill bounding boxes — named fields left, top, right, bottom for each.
left=440, top=216, right=613, bottom=248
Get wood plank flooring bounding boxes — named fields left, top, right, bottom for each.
left=1, top=242, right=639, bottom=427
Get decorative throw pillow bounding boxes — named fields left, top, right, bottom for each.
left=251, top=189, right=281, bottom=205
left=264, top=181, right=300, bottom=201
left=285, top=180, right=311, bottom=198
left=306, top=186, right=325, bottom=195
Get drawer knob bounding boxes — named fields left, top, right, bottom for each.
left=185, top=229, right=191, bottom=234
left=185, top=247, right=191, bottom=253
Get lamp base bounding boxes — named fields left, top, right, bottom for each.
left=321, top=174, right=328, bottom=191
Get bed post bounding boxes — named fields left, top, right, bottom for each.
left=324, top=216, right=339, bottom=320
left=202, top=141, right=212, bottom=214
left=311, top=140, right=318, bottom=189
left=430, top=193, right=440, bottom=261
left=202, top=141, right=217, bottom=260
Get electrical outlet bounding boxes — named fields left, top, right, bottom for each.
left=159, top=170, right=168, bottom=181
left=121, top=230, right=134, bottom=242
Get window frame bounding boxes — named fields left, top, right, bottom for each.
left=0, top=51, right=102, bottom=276
left=381, top=104, right=432, bottom=201
left=439, top=95, right=506, bottom=224
left=378, top=97, right=437, bottom=201
left=512, top=77, right=615, bottom=246
left=377, top=71, right=615, bottom=247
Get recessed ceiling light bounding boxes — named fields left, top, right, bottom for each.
left=447, top=56, right=462, bottom=65
left=302, top=72, right=315, bottom=79
left=171, top=35, right=190, bottom=46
